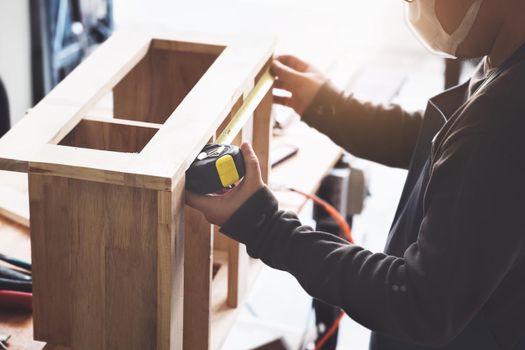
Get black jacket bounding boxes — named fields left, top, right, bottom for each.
left=220, top=44, right=525, bottom=350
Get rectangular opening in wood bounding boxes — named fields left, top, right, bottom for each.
left=59, top=119, right=160, bottom=153
left=112, top=39, right=225, bottom=124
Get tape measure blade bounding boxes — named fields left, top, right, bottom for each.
left=216, top=71, right=274, bottom=145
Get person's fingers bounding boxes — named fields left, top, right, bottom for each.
left=186, top=191, right=217, bottom=211
left=240, top=143, right=262, bottom=185
left=271, top=60, right=302, bottom=85
left=273, top=95, right=294, bottom=108
left=275, top=55, right=310, bottom=72
left=273, top=78, right=291, bottom=91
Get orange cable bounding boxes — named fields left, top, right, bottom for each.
left=314, top=311, right=345, bottom=350
left=289, top=188, right=353, bottom=243
left=288, top=188, right=354, bottom=350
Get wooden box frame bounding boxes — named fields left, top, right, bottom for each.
left=0, top=29, right=274, bottom=349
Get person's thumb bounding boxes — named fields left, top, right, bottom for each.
left=240, top=143, right=263, bottom=186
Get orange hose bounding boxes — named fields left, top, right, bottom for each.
left=288, top=188, right=354, bottom=350
left=314, top=311, right=345, bottom=350
left=289, top=188, right=353, bottom=243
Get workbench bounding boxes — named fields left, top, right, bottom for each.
left=0, top=119, right=342, bottom=349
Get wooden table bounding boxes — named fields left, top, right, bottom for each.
left=0, top=120, right=342, bottom=350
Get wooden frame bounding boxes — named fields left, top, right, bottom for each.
left=0, top=28, right=274, bottom=350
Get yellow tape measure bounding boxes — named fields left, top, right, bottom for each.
left=186, top=71, right=274, bottom=194
left=216, top=71, right=275, bottom=144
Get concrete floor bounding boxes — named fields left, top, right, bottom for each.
left=113, top=1, right=450, bottom=349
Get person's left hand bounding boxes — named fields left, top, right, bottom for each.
left=186, top=143, right=265, bottom=226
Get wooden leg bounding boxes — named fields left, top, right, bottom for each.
left=158, top=180, right=185, bottom=350
left=223, top=86, right=272, bottom=308
left=226, top=240, right=249, bottom=308
left=226, top=84, right=272, bottom=308
left=29, top=174, right=73, bottom=346
left=183, top=206, right=213, bottom=350
left=225, top=130, right=250, bottom=308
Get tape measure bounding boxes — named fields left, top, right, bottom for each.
left=186, top=144, right=245, bottom=194
left=185, top=71, right=274, bottom=194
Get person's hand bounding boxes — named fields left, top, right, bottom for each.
left=186, top=143, right=265, bottom=226
left=271, top=55, right=328, bottom=115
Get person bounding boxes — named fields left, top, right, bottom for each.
left=187, top=0, right=525, bottom=349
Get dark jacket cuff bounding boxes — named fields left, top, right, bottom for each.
left=220, top=185, right=278, bottom=246
left=302, top=80, right=345, bottom=126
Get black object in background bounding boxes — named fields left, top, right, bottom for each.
left=0, top=78, right=9, bottom=137
left=30, top=0, right=114, bottom=104
left=0, top=278, right=32, bottom=293
left=0, top=266, right=32, bottom=282
left=312, top=220, right=342, bottom=350
left=311, top=159, right=353, bottom=350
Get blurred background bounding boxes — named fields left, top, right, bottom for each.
left=0, top=0, right=472, bottom=349
left=0, top=0, right=449, bottom=126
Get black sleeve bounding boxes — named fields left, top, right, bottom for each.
left=302, top=81, right=423, bottom=169
left=220, top=130, right=525, bottom=346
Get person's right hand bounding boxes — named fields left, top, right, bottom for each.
left=271, top=55, right=328, bottom=115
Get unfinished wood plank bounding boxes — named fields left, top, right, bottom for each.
left=157, top=179, right=185, bottom=350
left=152, top=38, right=225, bottom=56
left=29, top=174, right=73, bottom=346
left=29, top=146, right=172, bottom=191
left=102, top=184, right=158, bottom=350
left=0, top=170, right=29, bottom=226
left=226, top=240, right=250, bottom=308
left=114, top=48, right=221, bottom=124
left=225, top=130, right=249, bottom=308
left=213, top=225, right=230, bottom=253
left=183, top=206, right=213, bottom=350
left=29, top=174, right=184, bottom=349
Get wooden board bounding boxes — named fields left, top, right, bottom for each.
left=114, top=46, right=221, bottom=124
left=0, top=170, right=29, bottom=227
left=183, top=206, right=213, bottom=350
left=28, top=174, right=184, bottom=349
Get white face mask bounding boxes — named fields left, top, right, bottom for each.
left=406, top=0, right=483, bottom=58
